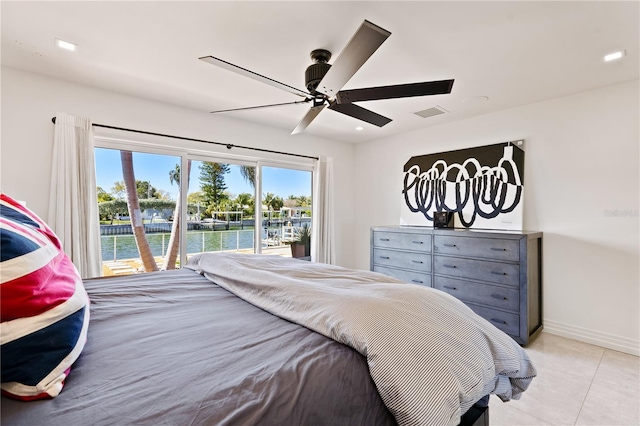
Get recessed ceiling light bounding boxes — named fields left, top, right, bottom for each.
left=55, top=38, right=77, bottom=52
left=604, top=50, right=625, bottom=62
left=355, top=126, right=364, bottom=131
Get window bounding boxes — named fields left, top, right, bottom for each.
left=94, top=140, right=315, bottom=275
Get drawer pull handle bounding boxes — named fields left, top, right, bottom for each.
left=491, top=271, right=506, bottom=275
left=379, top=256, right=390, bottom=260
left=379, top=238, right=390, bottom=241
left=411, top=260, right=423, bottom=264
left=411, top=279, right=424, bottom=284
left=491, top=247, right=507, bottom=251
left=491, top=318, right=507, bottom=325
left=443, top=285, right=457, bottom=290
left=443, top=264, right=457, bottom=269
left=443, top=243, right=457, bottom=247
left=491, top=294, right=507, bottom=300
left=412, top=241, right=424, bottom=244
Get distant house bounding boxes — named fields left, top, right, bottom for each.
left=280, top=207, right=308, bottom=218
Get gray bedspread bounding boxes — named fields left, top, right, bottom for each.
left=186, top=253, right=537, bottom=426
left=1, top=268, right=395, bottom=426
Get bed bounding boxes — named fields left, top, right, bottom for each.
left=0, top=195, right=536, bottom=426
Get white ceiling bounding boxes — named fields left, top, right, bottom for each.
left=2, top=1, right=638, bottom=143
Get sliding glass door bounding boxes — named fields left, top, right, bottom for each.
left=94, top=147, right=183, bottom=276
left=185, top=159, right=256, bottom=259
left=94, top=143, right=315, bottom=275
left=261, top=165, right=312, bottom=259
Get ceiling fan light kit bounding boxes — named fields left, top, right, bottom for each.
left=200, top=19, right=454, bottom=135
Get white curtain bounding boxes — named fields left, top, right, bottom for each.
left=48, top=112, right=102, bottom=278
left=311, top=155, right=335, bottom=264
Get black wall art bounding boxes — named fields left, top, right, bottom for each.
left=400, top=141, right=525, bottom=230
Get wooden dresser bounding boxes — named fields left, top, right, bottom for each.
left=370, top=226, right=542, bottom=345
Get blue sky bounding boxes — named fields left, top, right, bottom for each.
left=95, top=148, right=311, bottom=200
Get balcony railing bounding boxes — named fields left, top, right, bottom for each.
left=101, top=226, right=307, bottom=262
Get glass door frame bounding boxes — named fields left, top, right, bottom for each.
left=183, top=152, right=261, bottom=260
left=95, top=135, right=316, bottom=268
left=258, top=160, right=314, bottom=256
left=93, top=137, right=187, bottom=272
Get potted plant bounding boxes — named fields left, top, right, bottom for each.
left=290, top=224, right=311, bottom=258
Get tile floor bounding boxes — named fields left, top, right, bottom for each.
left=489, top=332, right=640, bottom=425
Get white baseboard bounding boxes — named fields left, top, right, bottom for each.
left=544, top=319, right=639, bottom=356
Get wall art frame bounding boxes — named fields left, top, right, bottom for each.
left=400, top=140, right=525, bottom=230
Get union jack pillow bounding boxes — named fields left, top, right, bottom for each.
left=0, top=194, right=89, bottom=400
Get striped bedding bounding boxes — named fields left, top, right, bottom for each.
left=186, top=252, right=537, bottom=426
left=2, top=268, right=397, bottom=426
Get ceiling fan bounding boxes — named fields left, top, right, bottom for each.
left=199, top=20, right=454, bottom=135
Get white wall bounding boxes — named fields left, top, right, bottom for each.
left=3, top=66, right=638, bottom=354
left=354, top=79, right=640, bottom=355
left=0, top=66, right=357, bottom=267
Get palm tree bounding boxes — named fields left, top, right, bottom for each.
left=263, top=192, right=276, bottom=211
left=163, top=162, right=191, bottom=270
left=235, top=192, right=254, bottom=216
left=120, top=151, right=158, bottom=272
left=270, top=195, right=284, bottom=211
left=111, top=180, right=127, bottom=199
left=298, top=195, right=311, bottom=207
left=240, top=166, right=255, bottom=188
left=238, top=166, right=258, bottom=219
left=168, top=165, right=180, bottom=187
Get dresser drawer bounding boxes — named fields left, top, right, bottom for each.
left=373, top=231, right=431, bottom=253
left=373, top=265, right=432, bottom=287
left=433, top=256, right=519, bottom=286
left=433, top=276, right=519, bottom=312
left=371, top=226, right=542, bottom=346
left=434, top=235, right=519, bottom=262
left=373, top=248, right=431, bottom=272
left=469, top=304, right=520, bottom=337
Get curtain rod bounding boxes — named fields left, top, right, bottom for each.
left=51, top=117, right=319, bottom=160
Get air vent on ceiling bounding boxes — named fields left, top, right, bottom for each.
left=414, top=106, right=448, bottom=119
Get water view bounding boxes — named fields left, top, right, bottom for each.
left=101, top=229, right=256, bottom=261
left=100, top=218, right=311, bottom=261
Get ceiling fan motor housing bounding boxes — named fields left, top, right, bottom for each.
left=305, top=63, right=331, bottom=93
left=305, top=49, right=332, bottom=93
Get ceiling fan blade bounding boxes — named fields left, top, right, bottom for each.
left=291, top=104, right=327, bottom=135
left=199, top=56, right=310, bottom=98
left=335, top=79, right=455, bottom=104
left=211, top=99, right=310, bottom=114
left=328, top=102, right=392, bottom=127
left=315, top=20, right=391, bottom=97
